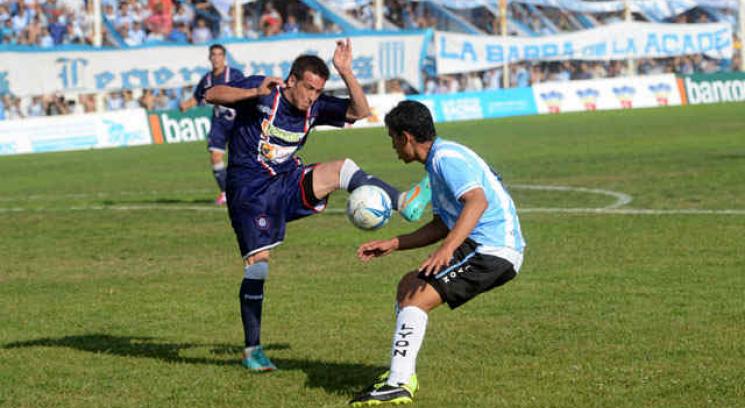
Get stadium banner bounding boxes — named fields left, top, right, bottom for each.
left=0, top=30, right=429, bottom=97
left=435, top=22, right=732, bottom=74
left=677, top=72, right=745, bottom=105
left=532, top=74, right=682, bottom=114
left=148, top=106, right=213, bottom=145
left=0, top=109, right=151, bottom=156
left=416, top=0, right=738, bottom=14
left=407, top=87, right=537, bottom=122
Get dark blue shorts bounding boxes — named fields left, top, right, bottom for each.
left=207, top=118, right=231, bottom=152
left=226, top=165, right=327, bottom=258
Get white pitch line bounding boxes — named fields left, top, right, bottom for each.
left=510, top=184, right=633, bottom=209
left=2, top=205, right=745, bottom=216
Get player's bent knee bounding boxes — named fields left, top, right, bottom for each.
left=245, top=251, right=270, bottom=266
left=244, top=261, right=269, bottom=280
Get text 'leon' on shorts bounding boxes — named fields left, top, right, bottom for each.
left=419, top=238, right=517, bottom=309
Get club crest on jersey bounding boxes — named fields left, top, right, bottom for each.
left=261, top=119, right=305, bottom=143
left=255, top=215, right=270, bottom=230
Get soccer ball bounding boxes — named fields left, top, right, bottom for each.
left=346, top=185, right=392, bottom=230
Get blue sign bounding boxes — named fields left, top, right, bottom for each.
left=408, top=88, right=537, bottom=123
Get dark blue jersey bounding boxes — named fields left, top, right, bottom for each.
left=226, top=75, right=350, bottom=182
left=194, top=66, right=245, bottom=122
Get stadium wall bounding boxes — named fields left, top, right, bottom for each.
left=2, top=73, right=744, bottom=156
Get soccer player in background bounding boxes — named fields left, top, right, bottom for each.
left=205, top=39, right=431, bottom=372
left=349, top=100, right=526, bottom=406
left=180, top=44, right=244, bottom=206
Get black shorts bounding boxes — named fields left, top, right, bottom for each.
left=419, top=238, right=517, bottom=309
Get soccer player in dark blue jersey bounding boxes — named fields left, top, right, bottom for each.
left=205, top=39, right=431, bottom=372
left=180, top=44, right=244, bottom=206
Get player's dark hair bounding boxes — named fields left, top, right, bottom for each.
left=288, top=55, right=330, bottom=81
left=209, top=44, right=226, bottom=54
left=384, top=100, right=436, bottom=142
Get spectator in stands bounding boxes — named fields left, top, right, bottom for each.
left=27, top=96, right=44, bottom=117
left=0, top=19, right=13, bottom=43
left=139, top=89, right=155, bottom=110
left=5, top=94, right=24, bottom=119
left=115, top=2, right=133, bottom=29
left=242, top=16, right=259, bottom=39
left=129, top=20, right=146, bottom=45
left=48, top=13, right=65, bottom=45
left=283, top=14, right=299, bottom=34
left=464, top=72, right=483, bottom=92
left=191, top=17, right=212, bottom=43
left=145, top=0, right=172, bottom=39
left=172, top=2, right=193, bottom=27
left=259, top=1, right=282, bottom=36
left=38, top=26, right=53, bottom=47
left=103, top=3, right=116, bottom=23
left=45, top=94, right=67, bottom=116
left=192, top=0, right=221, bottom=37
left=79, top=94, right=96, bottom=113
left=167, top=21, right=189, bottom=43
left=107, top=91, right=124, bottom=111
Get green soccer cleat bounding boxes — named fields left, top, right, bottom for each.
left=242, top=345, right=277, bottom=372
left=349, top=372, right=418, bottom=407
left=398, top=175, right=431, bottom=222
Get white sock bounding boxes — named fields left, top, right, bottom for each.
left=339, top=158, right=360, bottom=190
left=387, top=306, right=428, bottom=386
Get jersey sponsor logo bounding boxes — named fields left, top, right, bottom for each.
left=261, top=119, right=306, bottom=143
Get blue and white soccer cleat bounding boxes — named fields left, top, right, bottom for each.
left=398, top=175, right=431, bottom=222
left=242, top=345, right=277, bottom=372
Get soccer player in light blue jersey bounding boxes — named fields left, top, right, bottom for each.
left=204, top=40, right=431, bottom=372
left=350, top=100, right=526, bottom=407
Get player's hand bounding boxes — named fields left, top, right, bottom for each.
left=418, top=245, right=454, bottom=276
left=332, top=38, right=353, bottom=76
left=258, top=76, right=285, bottom=96
left=357, top=238, right=398, bottom=262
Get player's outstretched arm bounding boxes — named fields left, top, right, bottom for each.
left=419, top=188, right=487, bottom=276
left=333, top=38, right=370, bottom=121
left=179, top=97, right=197, bottom=112
left=357, top=217, right=448, bottom=262
left=205, top=76, right=285, bottom=106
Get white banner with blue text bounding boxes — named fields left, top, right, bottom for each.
left=0, top=31, right=427, bottom=97
left=435, top=22, right=732, bottom=75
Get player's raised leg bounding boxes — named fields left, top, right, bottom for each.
left=239, top=250, right=277, bottom=372
left=311, top=159, right=430, bottom=222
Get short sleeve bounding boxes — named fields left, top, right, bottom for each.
left=228, top=75, right=264, bottom=90
left=193, top=75, right=208, bottom=103
left=435, top=152, right=483, bottom=200
left=229, top=68, right=245, bottom=82
left=313, top=94, right=350, bottom=128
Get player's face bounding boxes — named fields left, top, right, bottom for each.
left=285, top=71, right=326, bottom=112
left=209, top=49, right=226, bottom=70
left=389, top=129, right=415, bottom=163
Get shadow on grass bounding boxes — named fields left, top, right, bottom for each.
left=3, top=334, right=384, bottom=395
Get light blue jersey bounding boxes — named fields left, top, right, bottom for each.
left=425, top=138, right=526, bottom=271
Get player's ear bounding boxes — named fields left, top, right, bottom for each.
left=402, top=130, right=415, bottom=145
left=286, top=75, right=296, bottom=88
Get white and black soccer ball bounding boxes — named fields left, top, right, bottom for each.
left=346, top=185, right=392, bottom=231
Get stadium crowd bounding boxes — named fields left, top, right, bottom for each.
left=0, top=0, right=741, bottom=119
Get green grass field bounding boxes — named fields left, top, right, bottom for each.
left=1, top=104, right=744, bottom=407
